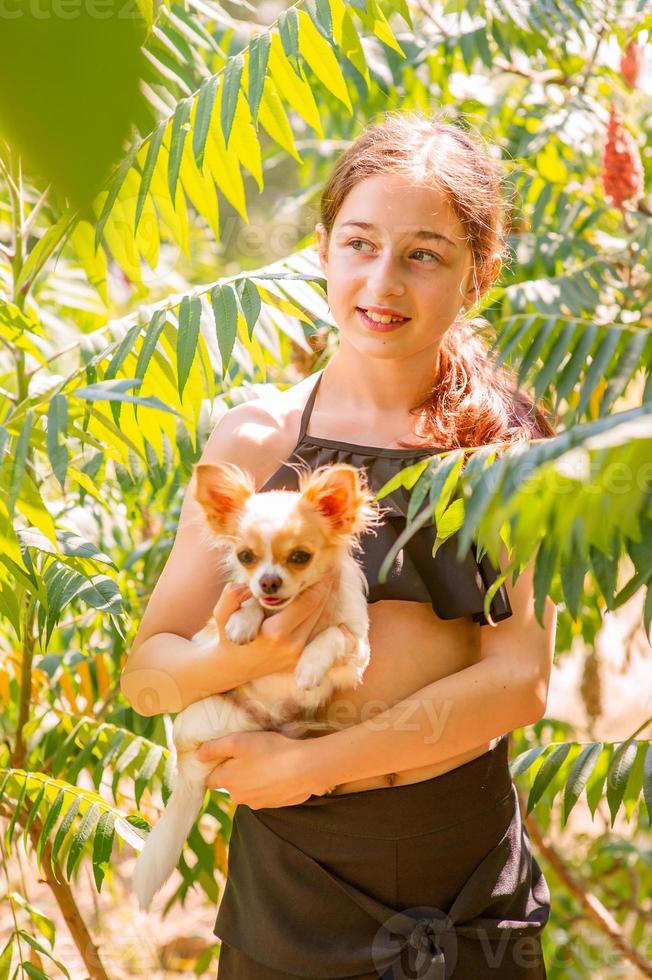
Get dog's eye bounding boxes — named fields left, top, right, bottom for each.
left=288, top=550, right=312, bottom=565
left=237, top=549, right=256, bottom=565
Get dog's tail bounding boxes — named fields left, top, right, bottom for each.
left=133, top=760, right=207, bottom=911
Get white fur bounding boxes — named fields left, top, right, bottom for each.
left=133, top=488, right=372, bottom=911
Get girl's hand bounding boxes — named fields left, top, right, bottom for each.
left=213, top=567, right=341, bottom=677
left=195, top=730, right=325, bottom=809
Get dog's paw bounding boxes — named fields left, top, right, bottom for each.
left=293, top=661, right=327, bottom=690
left=225, top=611, right=261, bottom=645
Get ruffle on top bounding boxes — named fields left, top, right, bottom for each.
left=260, top=439, right=513, bottom=627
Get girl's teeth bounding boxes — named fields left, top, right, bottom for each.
left=362, top=309, right=406, bottom=323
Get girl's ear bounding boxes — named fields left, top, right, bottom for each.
left=315, top=222, right=329, bottom=272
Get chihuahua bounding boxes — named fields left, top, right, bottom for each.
left=133, top=460, right=380, bottom=910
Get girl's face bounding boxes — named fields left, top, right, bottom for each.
left=316, top=173, right=482, bottom=362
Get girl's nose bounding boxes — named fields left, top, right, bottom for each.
left=366, top=251, right=405, bottom=296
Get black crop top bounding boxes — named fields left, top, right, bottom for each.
left=260, top=370, right=513, bottom=626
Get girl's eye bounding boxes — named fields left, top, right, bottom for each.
left=411, top=250, right=442, bottom=264
left=348, top=238, right=373, bottom=252
left=347, top=239, right=441, bottom=264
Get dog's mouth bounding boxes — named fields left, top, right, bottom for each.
left=259, top=595, right=291, bottom=608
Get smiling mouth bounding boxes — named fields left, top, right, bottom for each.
left=260, top=596, right=290, bottom=607
left=357, top=308, right=410, bottom=331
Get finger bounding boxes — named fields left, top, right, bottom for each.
left=290, top=598, right=327, bottom=646
left=214, top=582, right=251, bottom=627
left=289, top=570, right=340, bottom=642
left=268, top=568, right=336, bottom=635
left=205, top=762, right=231, bottom=790
left=196, top=734, right=237, bottom=762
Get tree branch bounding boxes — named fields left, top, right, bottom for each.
left=9, top=594, right=37, bottom=771
left=520, top=791, right=652, bottom=977
left=0, top=799, right=110, bottom=980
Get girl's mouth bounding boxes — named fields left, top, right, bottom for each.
left=356, top=308, right=410, bottom=332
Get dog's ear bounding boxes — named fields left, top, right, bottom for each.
left=193, top=462, right=255, bottom=534
left=300, top=464, right=368, bottom=535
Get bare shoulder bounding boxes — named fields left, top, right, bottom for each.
left=202, top=374, right=316, bottom=488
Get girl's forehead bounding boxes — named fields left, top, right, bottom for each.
left=334, top=174, right=463, bottom=238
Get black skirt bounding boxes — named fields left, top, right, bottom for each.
left=214, top=733, right=550, bottom=979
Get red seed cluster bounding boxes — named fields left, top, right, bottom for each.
left=620, top=39, right=645, bottom=90
left=601, top=105, right=644, bottom=210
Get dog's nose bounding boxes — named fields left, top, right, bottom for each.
left=259, top=574, right=283, bottom=594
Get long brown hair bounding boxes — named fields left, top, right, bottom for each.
left=318, top=110, right=556, bottom=450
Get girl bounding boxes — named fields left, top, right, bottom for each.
left=122, top=111, right=557, bottom=979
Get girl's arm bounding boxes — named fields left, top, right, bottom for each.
left=303, top=559, right=557, bottom=790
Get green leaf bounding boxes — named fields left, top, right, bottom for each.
left=168, top=97, right=193, bottom=205
left=586, top=744, right=612, bottom=817
left=177, top=295, right=201, bottom=401
left=533, top=538, right=557, bottom=626
left=17, top=930, right=71, bottom=979
left=10, top=893, right=54, bottom=948
left=509, top=744, right=549, bottom=779
left=298, top=9, right=352, bottom=111
left=8, top=410, right=33, bottom=520
left=235, top=278, right=261, bottom=339
left=313, top=0, right=334, bottom=40
left=20, top=961, right=50, bottom=979
left=0, top=938, right=14, bottom=980
left=134, top=745, right=164, bottom=808
left=248, top=32, right=271, bottom=126
left=576, top=329, right=621, bottom=418
left=72, top=379, right=178, bottom=415
left=51, top=796, right=81, bottom=868
left=607, top=740, right=638, bottom=826
left=643, top=743, right=652, bottom=824
left=221, top=54, right=244, bottom=150
left=106, top=322, right=142, bottom=380
left=111, top=736, right=145, bottom=799
left=16, top=212, right=75, bottom=294
left=371, top=458, right=431, bottom=504
left=436, top=498, right=465, bottom=539
left=193, top=74, right=219, bottom=171
left=5, top=773, right=28, bottom=850
left=47, top=394, right=69, bottom=491
left=36, top=789, right=65, bottom=871
left=92, top=810, right=116, bottom=892
left=526, top=743, right=571, bottom=815
left=278, top=7, right=301, bottom=74
left=21, top=785, right=46, bottom=853
left=66, top=803, right=101, bottom=879
left=135, top=119, right=166, bottom=233
left=134, top=307, right=168, bottom=413
left=94, top=141, right=140, bottom=252
left=406, top=470, right=431, bottom=523
left=211, top=283, right=238, bottom=375
left=561, top=741, right=602, bottom=826
left=429, top=451, right=465, bottom=525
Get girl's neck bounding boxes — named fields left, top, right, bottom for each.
left=323, top=348, right=440, bottom=415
